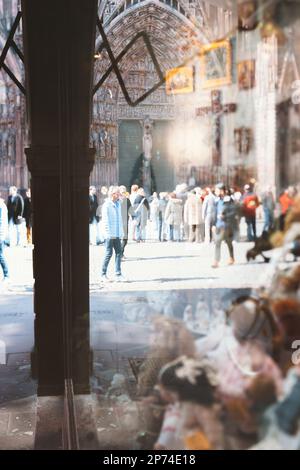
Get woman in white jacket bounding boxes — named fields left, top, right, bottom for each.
left=184, top=191, right=203, bottom=243
left=165, top=193, right=183, bottom=242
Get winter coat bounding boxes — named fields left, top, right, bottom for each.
left=150, top=198, right=160, bottom=220
left=120, top=197, right=132, bottom=237
left=242, top=193, right=260, bottom=218
left=89, top=194, right=99, bottom=223
left=215, top=197, right=237, bottom=231
left=279, top=193, right=294, bottom=216
left=7, top=194, right=24, bottom=223
left=261, top=191, right=275, bottom=212
left=184, top=195, right=203, bottom=226
left=165, top=198, right=183, bottom=226
left=132, top=195, right=149, bottom=228
left=101, top=199, right=124, bottom=239
left=202, top=193, right=216, bottom=220
left=23, top=196, right=32, bottom=228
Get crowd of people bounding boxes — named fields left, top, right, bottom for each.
left=129, top=194, right=300, bottom=450
left=88, top=181, right=298, bottom=279
left=0, top=181, right=298, bottom=284
left=0, top=180, right=300, bottom=449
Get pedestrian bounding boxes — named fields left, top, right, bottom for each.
left=158, top=192, right=168, bottom=242
left=202, top=187, right=216, bottom=244
left=119, top=185, right=132, bottom=258
left=279, top=186, right=296, bottom=231
left=242, top=184, right=260, bottom=241
left=232, top=188, right=243, bottom=241
left=130, top=184, right=139, bottom=205
left=212, top=184, right=236, bottom=268
left=100, top=186, right=125, bottom=282
left=184, top=191, right=203, bottom=243
left=6, top=186, right=25, bottom=247
left=23, top=188, right=32, bottom=245
left=149, top=192, right=160, bottom=240
left=261, top=186, right=275, bottom=231
left=97, top=186, right=108, bottom=243
left=89, top=185, right=100, bottom=245
left=0, top=196, right=9, bottom=283
left=132, top=187, right=149, bottom=242
left=129, top=184, right=139, bottom=240
left=164, top=192, right=183, bottom=242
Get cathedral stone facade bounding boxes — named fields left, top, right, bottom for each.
left=90, top=0, right=300, bottom=194
left=1, top=0, right=300, bottom=195
left=0, top=0, right=27, bottom=197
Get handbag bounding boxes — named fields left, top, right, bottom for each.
left=132, top=198, right=145, bottom=220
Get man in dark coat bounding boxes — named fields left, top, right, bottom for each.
left=6, top=186, right=24, bottom=246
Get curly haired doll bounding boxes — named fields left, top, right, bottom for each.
left=154, top=356, right=224, bottom=450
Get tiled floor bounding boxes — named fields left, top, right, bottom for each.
left=0, top=352, right=36, bottom=449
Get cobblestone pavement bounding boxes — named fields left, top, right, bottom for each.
left=90, top=239, right=268, bottom=292
left=0, top=237, right=273, bottom=449
left=1, top=238, right=269, bottom=293
left=0, top=239, right=271, bottom=352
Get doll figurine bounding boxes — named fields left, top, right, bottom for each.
left=154, top=356, right=224, bottom=450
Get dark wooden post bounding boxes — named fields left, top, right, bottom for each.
left=21, top=0, right=97, bottom=395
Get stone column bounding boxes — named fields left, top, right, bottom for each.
left=22, top=0, right=97, bottom=395
left=255, top=36, right=278, bottom=195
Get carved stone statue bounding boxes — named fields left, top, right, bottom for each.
left=8, top=130, right=15, bottom=159
left=141, top=117, right=154, bottom=195
left=142, top=117, right=153, bottom=161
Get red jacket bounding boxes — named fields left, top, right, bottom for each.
left=279, top=193, right=294, bottom=215
left=242, top=193, right=260, bottom=217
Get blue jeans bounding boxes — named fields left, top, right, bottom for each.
left=135, top=218, right=146, bottom=241
left=101, top=237, right=122, bottom=276
left=158, top=214, right=166, bottom=241
left=245, top=216, right=256, bottom=241
left=0, top=241, right=9, bottom=278
left=169, top=225, right=180, bottom=241
left=263, top=208, right=274, bottom=231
